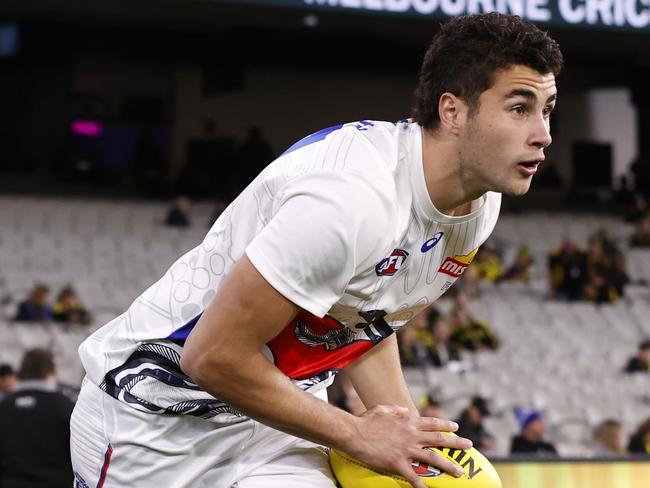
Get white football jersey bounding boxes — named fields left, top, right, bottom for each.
left=78, top=120, right=501, bottom=424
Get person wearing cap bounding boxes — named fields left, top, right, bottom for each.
left=510, top=407, right=557, bottom=456
left=455, top=396, right=495, bottom=451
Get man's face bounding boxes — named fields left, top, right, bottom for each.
left=468, top=406, right=483, bottom=424
left=524, top=418, right=545, bottom=440
left=458, top=65, right=557, bottom=197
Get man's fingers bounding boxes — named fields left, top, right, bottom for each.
left=417, top=416, right=459, bottom=433
left=412, top=448, right=465, bottom=478
left=420, top=431, right=473, bottom=450
left=395, top=462, right=428, bottom=488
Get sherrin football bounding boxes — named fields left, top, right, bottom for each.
left=330, top=440, right=502, bottom=488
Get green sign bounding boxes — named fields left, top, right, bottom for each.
left=219, top=0, right=650, bottom=31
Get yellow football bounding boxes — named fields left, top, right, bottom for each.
left=330, top=442, right=502, bottom=488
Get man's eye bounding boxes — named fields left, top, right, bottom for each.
left=512, top=106, right=525, bottom=115
left=543, top=106, right=554, bottom=117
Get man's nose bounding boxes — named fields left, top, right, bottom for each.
left=530, top=118, right=552, bottom=149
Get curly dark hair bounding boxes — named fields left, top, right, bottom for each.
left=412, top=13, right=563, bottom=130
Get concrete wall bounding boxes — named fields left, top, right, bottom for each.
left=169, top=65, right=415, bottom=175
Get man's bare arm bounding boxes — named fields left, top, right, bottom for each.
left=345, top=334, right=419, bottom=416
left=180, top=255, right=469, bottom=487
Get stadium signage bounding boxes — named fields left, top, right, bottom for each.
left=223, top=0, right=650, bottom=30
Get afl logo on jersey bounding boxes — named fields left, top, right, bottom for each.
left=421, top=232, right=444, bottom=253
left=375, top=249, right=409, bottom=276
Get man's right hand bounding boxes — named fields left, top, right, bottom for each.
left=181, top=256, right=472, bottom=488
left=345, top=405, right=473, bottom=488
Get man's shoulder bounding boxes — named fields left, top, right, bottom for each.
left=279, top=120, right=407, bottom=181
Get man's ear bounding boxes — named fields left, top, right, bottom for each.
left=438, top=93, right=468, bottom=135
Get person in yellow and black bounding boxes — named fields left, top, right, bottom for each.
left=471, top=246, right=503, bottom=282
left=501, top=245, right=534, bottom=283
left=584, top=238, right=628, bottom=304
left=52, top=286, right=91, bottom=326
left=448, top=294, right=498, bottom=353
left=398, top=306, right=441, bottom=366
left=548, top=239, right=587, bottom=301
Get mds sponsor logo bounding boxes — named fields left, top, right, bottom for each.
left=438, top=248, right=478, bottom=278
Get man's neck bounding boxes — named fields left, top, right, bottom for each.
left=421, top=128, right=484, bottom=215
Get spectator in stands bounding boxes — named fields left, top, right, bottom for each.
left=452, top=266, right=481, bottom=298
left=612, top=252, right=630, bottom=297
left=53, top=286, right=91, bottom=326
left=0, top=364, right=17, bottom=401
left=591, top=228, right=619, bottom=256
left=165, top=196, right=192, bottom=228
left=510, top=407, right=557, bottom=457
left=398, top=306, right=440, bottom=367
left=472, top=246, right=503, bottom=282
left=630, top=212, right=650, bottom=247
left=584, top=238, right=626, bottom=304
left=0, top=348, right=74, bottom=488
left=591, top=419, right=627, bottom=457
left=548, top=239, right=587, bottom=301
left=456, top=396, right=495, bottom=451
left=628, top=417, right=650, bottom=456
left=419, top=393, right=445, bottom=419
left=623, top=339, right=650, bottom=373
left=501, top=245, right=534, bottom=282
left=14, top=284, right=53, bottom=322
left=429, top=317, right=462, bottom=368
left=590, top=229, right=629, bottom=299
left=448, top=295, right=498, bottom=352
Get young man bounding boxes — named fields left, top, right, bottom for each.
left=71, top=12, right=562, bottom=488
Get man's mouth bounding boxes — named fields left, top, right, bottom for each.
left=517, top=160, right=542, bottom=176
